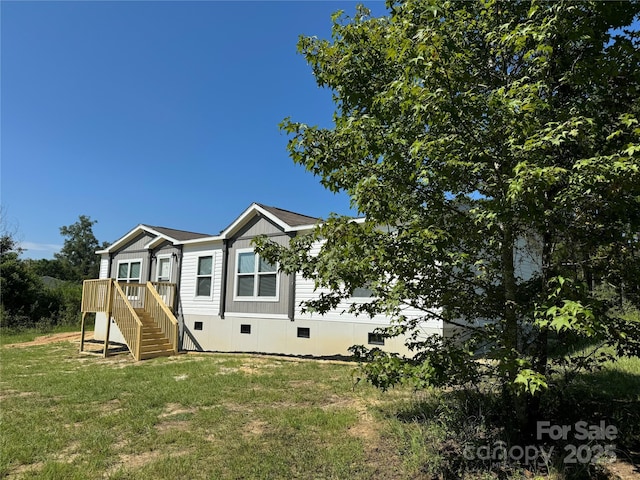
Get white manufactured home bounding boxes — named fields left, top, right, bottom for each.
left=81, top=203, right=443, bottom=360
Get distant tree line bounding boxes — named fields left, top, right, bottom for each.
left=0, top=214, right=109, bottom=330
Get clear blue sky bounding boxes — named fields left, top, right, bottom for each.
left=2, top=1, right=386, bottom=259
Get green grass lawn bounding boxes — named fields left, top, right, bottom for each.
left=0, top=340, right=416, bottom=480
left=1, top=337, right=638, bottom=479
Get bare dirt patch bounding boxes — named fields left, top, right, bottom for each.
left=321, top=393, right=357, bottom=410
left=8, top=461, right=44, bottom=477
left=159, top=403, right=198, bottom=418
left=219, top=359, right=284, bottom=375
left=155, top=403, right=197, bottom=432
left=218, top=366, right=240, bottom=375
left=107, top=450, right=161, bottom=475
left=156, top=420, right=192, bottom=433
left=107, top=448, right=191, bottom=475
left=288, top=380, right=317, bottom=388
left=221, top=402, right=255, bottom=414
left=53, top=441, right=81, bottom=464
left=242, top=419, right=268, bottom=438
left=0, top=390, right=36, bottom=401
left=95, top=398, right=123, bottom=415
left=5, top=331, right=88, bottom=348
left=6, top=443, right=82, bottom=478
left=346, top=398, right=406, bottom=480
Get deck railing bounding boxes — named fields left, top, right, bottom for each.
left=144, top=282, right=179, bottom=354
left=150, top=282, right=176, bottom=311
left=117, top=282, right=147, bottom=310
left=111, top=282, right=143, bottom=361
left=81, top=280, right=176, bottom=313
left=80, top=278, right=178, bottom=360
left=81, top=279, right=112, bottom=313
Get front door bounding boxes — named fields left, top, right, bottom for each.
left=155, top=256, right=173, bottom=306
left=157, top=257, right=171, bottom=282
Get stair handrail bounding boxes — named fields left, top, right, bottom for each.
left=112, top=281, right=144, bottom=361
left=145, top=282, right=179, bottom=354
left=149, top=281, right=176, bottom=311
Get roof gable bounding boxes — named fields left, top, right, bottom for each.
left=146, top=226, right=212, bottom=242
left=219, top=203, right=319, bottom=238
left=97, top=225, right=213, bottom=254
left=97, top=204, right=320, bottom=253
left=255, top=204, right=319, bottom=227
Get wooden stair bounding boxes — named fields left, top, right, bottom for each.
left=134, top=309, right=174, bottom=360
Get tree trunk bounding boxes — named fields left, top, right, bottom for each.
left=523, top=231, right=554, bottom=441
left=501, top=223, right=518, bottom=375
left=533, top=230, right=553, bottom=375
left=500, top=223, right=530, bottom=438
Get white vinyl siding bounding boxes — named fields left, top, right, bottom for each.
left=99, top=255, right=109, bottom=279
left=294, top=241, right=441, bottom=328
left=180, top=243, right=223, bottom=316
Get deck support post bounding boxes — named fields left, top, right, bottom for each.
left=103, top=280, right=114, bottom=358
left=80, top=312, right=87, bottom=352
left=104, top=316, right=111, bottom=358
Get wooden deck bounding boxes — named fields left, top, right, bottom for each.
left=80, top=279, right=179, bottom=361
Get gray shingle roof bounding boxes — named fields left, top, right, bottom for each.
left=256, top=204, right=319, bottom=227
left=146, top=225, right=213, bottom=241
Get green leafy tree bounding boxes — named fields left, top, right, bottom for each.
left=0, top=212, right=94, bottom=328
left=55, top=215, right=108, bottom=282
left=256, top=0, right=640, bottom=438
left=25, top=258, right=69, bottom=280
left=0, top=216, right=49, bottom=328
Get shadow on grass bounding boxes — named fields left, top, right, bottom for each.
left=80, top=339, right=129, bottom=356
left=546, top=367, right=640, bottom=466
left=383, top=365, right=640, bottom=480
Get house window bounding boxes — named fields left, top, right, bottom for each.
left=235, top=250, right=278, bottom=299
left=240, top=324, right=251, bottom=334
left=352, top=286, right=373, bottom=298
left=117, top=260, right=142, bottom=283
left=194, top=321, right=203, bottom=331
left=156, top=256, right=171, bottom=282
left=297, top=327, right=310, bottom=339
left=196, top=256, right=213, bottom=297
left=368, top=332, right=385, bottom=346
left=117, top=260, right=143, bottom=298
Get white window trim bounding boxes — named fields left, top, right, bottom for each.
left=233, top=248, right=279, bottom=302
left=116, top=258, right=143, bottom=300
left=195, top=255, right=214, bottom=299
left=116, top=258, right=143, bottom=283
left=155, top=254, right=172, bottom=283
